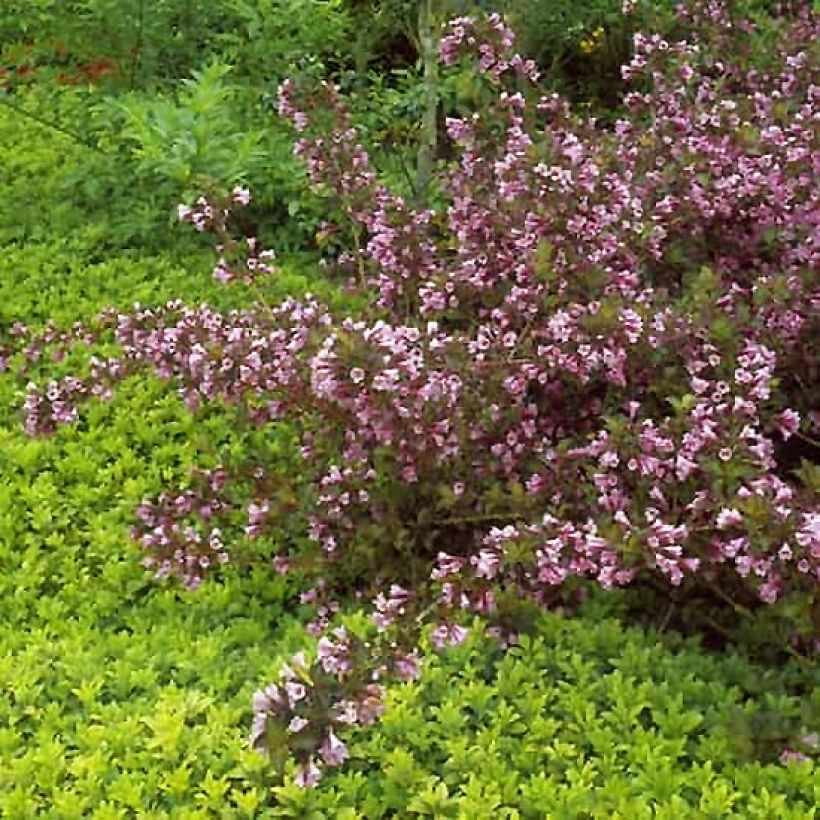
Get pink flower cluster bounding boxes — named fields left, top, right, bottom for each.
left=439, top=13, right=538, bottom=82
left=2, top=316, right=107, bottom=377
left=249, top=648, right=355, bottom=787
left=132, top=467, right=231, bottom=589
left=178, top=187, right=276, bottom=285
left=249, top=625, right=420, bottom=787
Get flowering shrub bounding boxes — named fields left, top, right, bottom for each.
left=20, top=1, right=819, bottom=785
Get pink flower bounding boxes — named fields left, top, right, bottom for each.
left=232, top=186, right=251, bottom=206
left=776, top=409, right=800, bottom=440
left=316, top=628, right=353, bottom=676
left=394, top=651, right=422, bottom=682
left=431, top=623, right=469, bottom=649
left=252, top=684, right=281, bottom=714
left=716, top=508, right=743, bottom=529
left=432, top=553, right=465, bottom=580
left=759, top=578, right=780, bottom=604
left=779, top=749, right=809, bottom=766
left=294, top=758, right=322, bottom=787
left=600, top=451, right=619, bottom=468
left=285, top=681, right=307, bottom=704
left=319, top=730, right=349, bottom=766
left=472, top=549, right=501, bottom=579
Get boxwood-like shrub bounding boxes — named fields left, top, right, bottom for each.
left=270, top=612, right=818, bottom=818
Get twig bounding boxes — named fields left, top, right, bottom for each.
left=129, top=0, right=146, bottom=90
left=434, top=512, right=515, bottom=526
left=794, top=430, right=820, bottom=448
left=706, top=580, right=755, bottom=619
left=658, top=601, right=675, bottom=632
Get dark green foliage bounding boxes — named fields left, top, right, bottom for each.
left=0, top=84, right=199, bottom=253
left=1, top=0, right=250, bottom=90
left=502, top=0, right=647, bottom=111
left=503, top=0, right=800, bottom=110
left=108, top=65, right=331, bottom=252
left=1, top=1, right=353, bottom=253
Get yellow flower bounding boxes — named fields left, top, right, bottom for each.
left=580, top=25, right=606, bottom=54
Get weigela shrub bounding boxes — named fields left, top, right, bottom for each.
left=20, top=2, right=819, bottom=785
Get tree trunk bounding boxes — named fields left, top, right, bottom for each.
left=415, top=0, right=439, bottom=205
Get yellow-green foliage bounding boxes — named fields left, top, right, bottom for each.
left=0, top=103, right=315, bottom=818
left=298, top=615, right=818, bottom=818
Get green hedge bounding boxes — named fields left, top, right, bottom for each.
left=0, top=366, right=300, bottom=817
